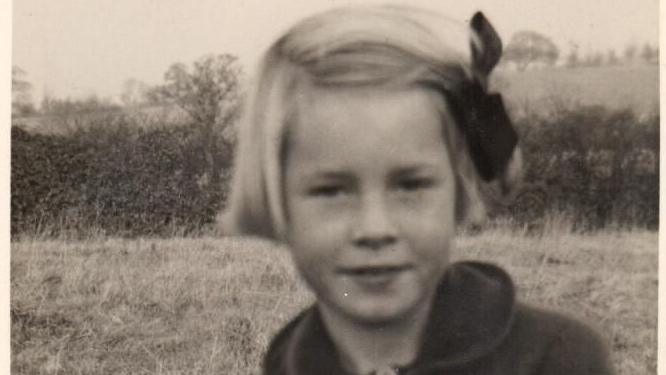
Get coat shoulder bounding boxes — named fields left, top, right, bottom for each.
left=262, top=310, right=309, bottom=375
left=511, top=303, right=614, bottom=375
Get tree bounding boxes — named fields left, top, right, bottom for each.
left=623, top=44, right=637, bottom=63
left=153, top=54, right=242, bottom=196
left=12, top=66, right=36, bottom=117
left=607, top=49, right=618, bottom=65
left=503, top=31, right=559, bottom=71
left=593, top=52, right=604, bottom=66
left=583, top=51, right=604, bottom=67
left=565, top=46, right=579, bottom=68
left=640, top=43, right=658, bottom=64
left=120, top=78, right=153, bottom=107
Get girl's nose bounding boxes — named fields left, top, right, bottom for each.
left=352, top=193, right=398, bottom=250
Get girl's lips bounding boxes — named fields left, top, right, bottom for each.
left=338, top=265, right=412, bottom=290
left=338, top=265, right=412, bottom=276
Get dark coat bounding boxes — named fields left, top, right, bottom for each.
left=263, top=262, right=614, bottom=375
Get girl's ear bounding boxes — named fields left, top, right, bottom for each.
left=470, top=12, right=502, bottom=86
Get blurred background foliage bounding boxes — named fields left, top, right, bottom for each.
left=11, top=50, right=659, bottom=237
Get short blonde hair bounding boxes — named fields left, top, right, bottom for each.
left=224, top=5, right=520, bottom=240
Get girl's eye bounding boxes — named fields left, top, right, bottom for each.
left=397, top=177, right=435, bottom=192
left=308, top=185, right=347, bottom=198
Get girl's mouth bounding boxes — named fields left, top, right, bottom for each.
left=338, top=265, right=412, bottom=291
left=340, top=265, right=410, bottom=276
left=338, top=265, right=413, bottom=289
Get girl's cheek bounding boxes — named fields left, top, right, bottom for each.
left=396, top=189, right=454, bottom=218
left=291, top=200, right=356, bottom=235
left=303, top=198, right=357, bottom=221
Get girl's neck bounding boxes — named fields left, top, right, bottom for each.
left=318, top=298, right=434, bottom=375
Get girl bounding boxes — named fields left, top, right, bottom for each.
left=225, top=5, right=613, bottom=375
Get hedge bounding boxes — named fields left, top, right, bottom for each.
left=11, top=105, right=659, bottom=237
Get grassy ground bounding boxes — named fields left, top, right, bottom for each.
left=11, top=227, right=656, bottom=374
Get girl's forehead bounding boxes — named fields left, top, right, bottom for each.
left=289, top=84, right=454, bottom=142
left=288, top=85, right=452, bottom=155
left=294, top=83, right=450, bottom=119
left=284, top=82, right=460, bottom=175
left=286, top=88, right=452, bottom=175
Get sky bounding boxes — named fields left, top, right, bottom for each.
left=12, top=0, right=659, bottom=103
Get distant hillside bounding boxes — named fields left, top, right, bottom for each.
left=492, top=65, right=659, bottom=117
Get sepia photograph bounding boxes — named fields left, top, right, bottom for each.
left=10, top=0, right=658, bottom=374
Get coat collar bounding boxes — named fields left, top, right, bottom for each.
left=279, top=261, right=516, bottom=375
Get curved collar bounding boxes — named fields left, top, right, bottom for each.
left=277, top=261, right=516, bottom=375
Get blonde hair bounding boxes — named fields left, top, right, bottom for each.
left=224, top=5, right=519, bottom=240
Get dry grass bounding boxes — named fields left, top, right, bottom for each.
left=11, top=227, right=656, bottom=374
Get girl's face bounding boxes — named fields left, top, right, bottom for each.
left=284, top=86, right=456, bottom=326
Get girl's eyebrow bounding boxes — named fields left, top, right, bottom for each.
left=304, top=170, right=353, bottom=180
left=301, top=164, right=442, bottom=180
left=390, top=164, right=440, bottom=176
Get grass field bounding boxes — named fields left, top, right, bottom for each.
left=11, top=226, right=656, bottom=374
left=494, top=65, right=659, bottom=117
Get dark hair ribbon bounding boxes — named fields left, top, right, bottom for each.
left=445, top=11, right=519, bottom=182
left=445, top=80, right=518, bottom=181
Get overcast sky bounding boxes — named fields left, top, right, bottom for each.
left=12, top=0, right=659, bottom=103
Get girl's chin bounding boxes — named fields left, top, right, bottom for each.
left=316, top=276, right=428, bottom=323
left=330, top=292, right=425, bottom=326
left=350, top=308, right=414, bottom=326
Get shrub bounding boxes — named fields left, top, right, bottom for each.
left=11, top=114, right=231, bottom=237
left=495, top=105, right=658, bottom=230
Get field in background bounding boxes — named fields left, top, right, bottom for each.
left=494, top=65, right=659, bottom=116
left=11, top=226, right=657, bottom=375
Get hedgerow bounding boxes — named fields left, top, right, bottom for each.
left=497, top=105, right=658, bottom=230
left=11, top=105, right=659, bottom=237
left=11, top=114, right=230, bottom=237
